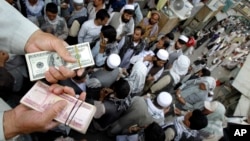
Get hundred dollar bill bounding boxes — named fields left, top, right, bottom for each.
left=20, top=81, right=96, bottom=134
left=25, top=42, right=95, bottom=81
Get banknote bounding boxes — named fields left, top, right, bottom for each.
left=25, top=42, right=95, bottom=81
left=20, top=81, right=96, bottom=134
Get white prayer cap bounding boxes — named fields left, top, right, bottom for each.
left=204, top=101, right=219, bottom=112
left=172, top=55, right=190, bottom=75
left=157, top=92, right=172, bottom=108
left=178, top=35, right=189, bottom=43
left=107, top=54, right=121, bottom=69
left=156, top=49, right=169, bottom=61
left=73, top=0, right=84, bottom=4
left=124, top=4, right=134, bottom=10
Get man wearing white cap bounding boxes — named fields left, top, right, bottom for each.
left=109, top=92, right=172, bottom=135
left=149, top=55, right=190, bottom=95
left=140, top=49, right=169, bottom=93
left=86, top=54, right=121, bottom=90
left=165, top=34, right=189, bottom=69
left=107, top=4, right=135, bottom=40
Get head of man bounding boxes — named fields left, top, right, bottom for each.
left=93, top=0, right=104, bottom=7
left=28, top=0, right=38, bottom=5
left=105, top=54, right=121, bottom=71
left=100, top=25, right=117, bottom=44
left=154, top=92, right=172, bottom=109
left=95, top=9, right=110, bottom=25
left=156, top=37, right=169, bottom=49
left=144, top=122, right=165, bottom=141
left=175, top=35, right=188, bottom=50
left=165, top=32, right=175, bottom=42
left=133, top=26, right=144, bottom=42
left=184, top=109, right=208, bottom=130
left=149, top=11, right=160, bottom=25
left=154, top=49, right=169, bottom=67
left=73, top=0, right=84, bottom=9
left=121, top=5, right=134, bottom=23
left=112, top=78, right=130, bottom=99
left=45, top=2, right=58, bottom=21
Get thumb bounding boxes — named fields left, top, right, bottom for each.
left=53, top=41, right=76, bottom=63
left=43, top=100, right=68, bottom=123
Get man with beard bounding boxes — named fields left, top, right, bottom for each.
left=139, top=10, right=160, bottom=44
left=165, top=35, right=189, bottom=69
left=118, top=26, right=146, bottom=70
left=107, top=4, right=135, bottom=40
left=87, top=0, right=106, bottom=20
left=33, top=2, right=68, bottom=40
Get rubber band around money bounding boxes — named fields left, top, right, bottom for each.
left=67, top=99, right=84, bottom=126
left=65, top=99, right=79, bottom=126
left=74, top=45, right=82, bottom=68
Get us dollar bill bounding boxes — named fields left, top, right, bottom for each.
left=25, top=42, right=95, bottom=81
left=20, top=81, right=96, bottom=134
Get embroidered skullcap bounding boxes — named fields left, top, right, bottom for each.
left=178, top=35, right=189, bottom=43
left=204, top=101, right=219, bottom=112
left=107, top=54, right=121, bottom=69
left=157, top=92, right=172, bottom=108
left=156, top=49, right=169, bottom=61
left=172, top=55, right=190, bottom=75
left=124, top=4, right=134, bottom=10
left=73, top=0, right=84, bottom=4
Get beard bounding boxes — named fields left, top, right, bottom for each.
left=121, top=15, right=129, bottom=23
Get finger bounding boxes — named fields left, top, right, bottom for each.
left=52, top=40, right=76, bottom=63
left=63, top=86, right=75, bottom=97
left=76, top=68, right=85, bottom=77
left=49, top=84, right=63, bottom=93
left=58, top=66, right=76, bottom=78
left=45, top=70, right=58, bottom=84
left=44, top=121, right=60, bottom=131
left=42, top=100, right=68, bottom=123
left=79, top=92, right=86, bottom=101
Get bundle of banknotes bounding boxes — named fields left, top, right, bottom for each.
left=20, top=81, right=96, bottom=134
left=25, top=42, right=95, bottom=81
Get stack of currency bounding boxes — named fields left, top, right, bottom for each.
left=25, top=42, right=95, bottom=81
left=20, top=81, right=96, bottom=134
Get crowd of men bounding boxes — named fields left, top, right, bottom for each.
left=1, top=0, right=250, bottom=141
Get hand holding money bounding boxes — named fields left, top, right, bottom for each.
left=20, top=81, right=96, bottom=134
left=25, top=43, right=95, bottom=81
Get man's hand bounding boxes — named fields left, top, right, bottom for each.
left=24, top=30, right=78, bottom=83
left=3, top=84, right=86, bottom=139
left=0, top=51, right=9, bottom=67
